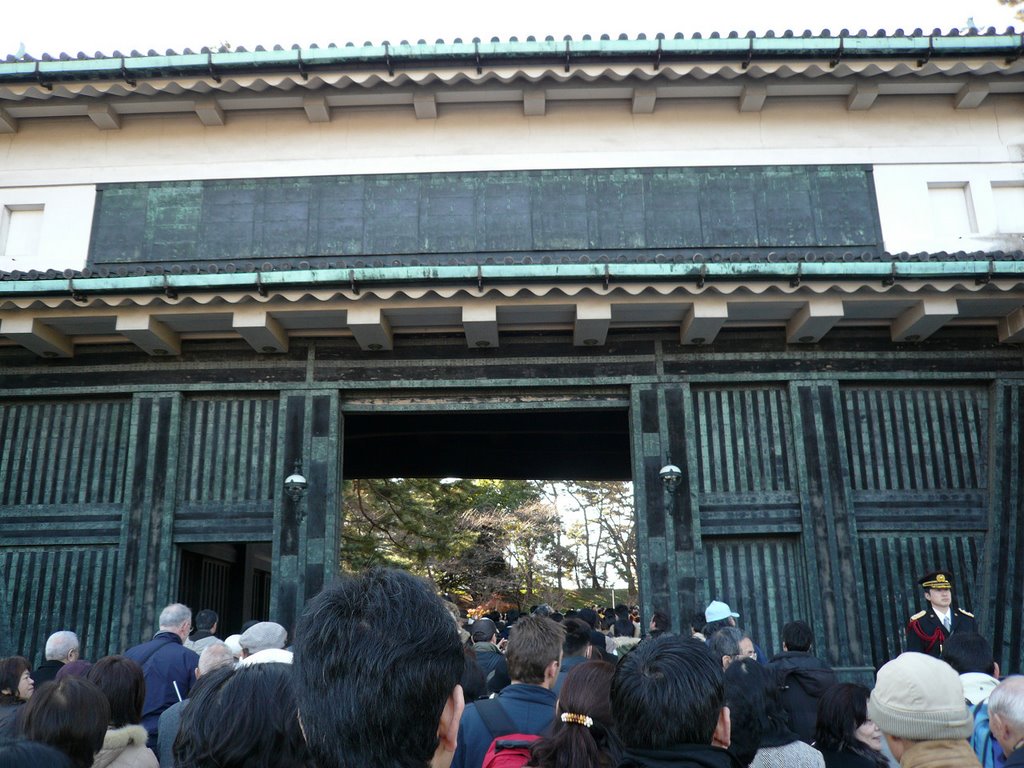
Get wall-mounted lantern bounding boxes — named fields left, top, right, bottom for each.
left=659, top=463, right=683, bottom=492
left=284, top=461, right=308, bottom=521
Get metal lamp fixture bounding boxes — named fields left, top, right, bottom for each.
left=659, top=463, right=683, bottom=491
left=284, top=460, right=308, bottom=502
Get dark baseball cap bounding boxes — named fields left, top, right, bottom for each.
left=469, top=617, right=498, bottom=642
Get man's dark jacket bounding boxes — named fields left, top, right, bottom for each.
left=452, top=683, right=556, bottom=768
left=768, top=651, right=838, bottom=743
left=124, top=631, right=199, bottom=748
left=905, top=607, right=977, bottom=657
left=553, top=653, right=589, bottom=695
left=471, top=641, right=511, bottom=694
left=619, top=744, right=743, bottom=768
left=31, top=659, right=64, bottom=686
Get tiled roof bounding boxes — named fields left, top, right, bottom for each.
left=2, top=30, right=1021, bottom=85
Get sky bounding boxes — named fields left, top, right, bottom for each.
left=2, top=0, right=1020, bottom=59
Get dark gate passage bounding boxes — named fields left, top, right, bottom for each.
left=343, top=410, right=631, bottom=480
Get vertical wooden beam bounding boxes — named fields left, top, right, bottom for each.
left=631, top=381, right=699, bottom=635
left=984, top=383, right=1024, bottom=674
left=271, top=391, right=342, bottom=633
left=118, top=393, right=181, bottom=648
left=790, top=381, right=868, bottom=669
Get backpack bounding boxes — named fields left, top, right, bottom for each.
left=970, top=699, right=1007, bottom=768
left=476, top=697, right=542, bottom=768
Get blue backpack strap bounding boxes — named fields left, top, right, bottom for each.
left=475, top=697, right=517, bottom=740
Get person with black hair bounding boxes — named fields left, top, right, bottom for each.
left=554, top=618, right=593, bottom=695
left=84, top=655, right=155, bottom=768
left=612, top=635, right=738, bottom=768
left=767, top=620, right=836, bottom=743
left=469, top=617, right=511, bottom=694
left=185, top=610, right=220, bottom=654
left=814, top=683, right=889, bottom=768
left=21, top=677, right=110, bottom=768
left=941, top=632, right=1001, bottom=706
left=0, top=656, right=33, bottom=739
left=86, top=655, right=158, bottom=768
left=648, top=612, right=670, bottom=638
left=724, top=657, right=769, bottom=766
left=528, top=661, right=621, bottom=768
left=293, top=567, right=465, bottom=768
left=709, top=628, right=745, bottom=670
left=173, top=662, right=312, bottom=768
left=0, top=738, right=74, bottom=768
left=612, top=606, right=637, bottom=639
left=723, top=655, right=824, bottom=768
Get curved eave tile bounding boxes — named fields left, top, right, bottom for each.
left=2, top=57, right=1023, bottom=101
left=3, top=278, right=1024, bottom=312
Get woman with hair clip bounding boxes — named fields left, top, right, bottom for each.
left=814, top=684, right=889, bottom=768
left=527, top=660, right=622, bottom=768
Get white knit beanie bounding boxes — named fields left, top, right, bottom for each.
left=867, top=652, right=973, bottom=741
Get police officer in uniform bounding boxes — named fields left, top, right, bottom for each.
left=905, top=570, right=976, bottom=657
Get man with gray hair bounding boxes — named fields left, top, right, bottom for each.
left=987, top=676, right=1024, bottom=768
left=157, top=641, right=236, bottom=767
left=124, top=602, right=200, bottom=749
left=32, top=630, right=79, bottom=685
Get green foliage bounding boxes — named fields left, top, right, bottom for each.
left=340, top=477, right=637, bottom=608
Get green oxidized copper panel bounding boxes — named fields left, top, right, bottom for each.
left=87, top=165, right=882, bottom=269
left=173, top=395, right=279, bottom=542
left=0, top=547, right=122, bottom=663
left=841, top=385, right=990, bottom=667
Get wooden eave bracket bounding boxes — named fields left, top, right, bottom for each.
left=413, top=92, right=438, bottom=119
left=463, top=303, right=499, bottom=349
left=573, top=300, right=612, bottom=347
left=87, top=103, right=121, bottom=130
left=0, top=107, right=18, bottom=134
left=786, top=298, right=845, bottom=344
left=523, top=89, right=546, bottom=116
left=632, top=88, right=657, bottom=114
left=195, top=98, right=226, bottom=126
left=680, top=299, right=729, bottom=346
left=891, top=297, right=959, bottom=342
left=998, top=307, right=1024, bottom=343
left=954, top=81, right=989, bottom=110
left=739, top=84, right=767, bottom=113
left=0, top=315, right=73, bottom=357
left=232, top=309, right=289, bottom=353
left=115, top=313, right=181, bottom=356
left=847, top=83, right=879, bottom=111
left=303, top=94, right=331, bottom=123
left=347, top=305, right=393, bottom=351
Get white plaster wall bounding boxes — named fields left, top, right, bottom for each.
left=0, top=94, right=1022, bottom=267
left=875, top=163, right=1024, bottom=254
left=0, top=185, right=95, bottom=272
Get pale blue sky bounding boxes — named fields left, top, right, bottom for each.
left=2, top=0, right=1019, bottom=59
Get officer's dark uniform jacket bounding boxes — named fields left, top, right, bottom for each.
left=905, top=607, right=976, bottom=657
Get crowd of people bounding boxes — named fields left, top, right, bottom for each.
left=0, top=566, right=1020, bottom=768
